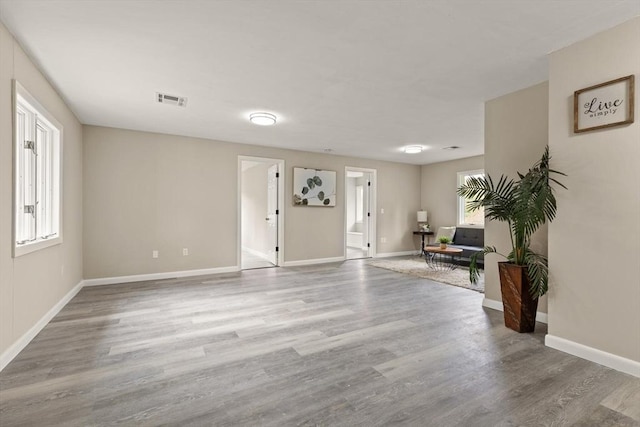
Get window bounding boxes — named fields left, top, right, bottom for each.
left=457, top=169, right=484, bottom=227
left=13, top=81, right=62, bottom=256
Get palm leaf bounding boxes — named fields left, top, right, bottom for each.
left=459, top=146, right=565, bottom=297
left=524, top=249, right=548, bottom=298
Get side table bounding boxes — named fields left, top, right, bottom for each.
left=413, top=230, right=434, bottom=257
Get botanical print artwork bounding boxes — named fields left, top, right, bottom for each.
left=293, top=168, right=336, bottom=206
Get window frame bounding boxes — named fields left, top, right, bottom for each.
left=13, top=80, right=63, bottom=257
left=457, top=169, right=485, bottom=228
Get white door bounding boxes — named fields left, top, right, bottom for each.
left=345, top=168, right=376, bottom=259
left=362, top=172, right=371, bottom=257
left=266, top=164, right=279, bottom=265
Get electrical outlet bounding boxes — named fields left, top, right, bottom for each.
left=381, top=237, right=387, bottom=243
left=183, top=248, right=189, bottom=256
left=152, top=250, right=159, bottom=258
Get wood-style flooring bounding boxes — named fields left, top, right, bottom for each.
left=241, top=249, right=275, bottom=270
left=1, top=259, right=638, bottom=426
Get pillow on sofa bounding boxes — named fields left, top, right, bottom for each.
left=435, top=226, right=456, bottom=242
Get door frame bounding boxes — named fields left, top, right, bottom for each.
left=238, top=156, right=285, bottom=269
left=344, top=166, right=377, bottom=259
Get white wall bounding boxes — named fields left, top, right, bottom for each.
left=0, top=23, right=83, bottom=357
left=548, top=18, right=639, bottom=368
left=345, top=176, right=357, bottom=233
left=241, top=162, right=271, bottom=256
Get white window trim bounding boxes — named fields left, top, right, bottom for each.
left=457, top=169, right=485, bottom=229
left=13, top=80, right=63, bottom=257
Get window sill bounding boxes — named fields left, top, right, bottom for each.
left=14, top=236, right=62, bottom=257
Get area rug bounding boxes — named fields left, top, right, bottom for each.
left=368, top=256, right=484, bottom=293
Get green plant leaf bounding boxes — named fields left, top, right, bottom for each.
left=457, top=145, right=566, bottom=297
left=323, top=198, right=330, bottom=205
left=302, top=186, right=309, bottom=195
left=302, top=198, right=308, bottom=205
left=313, top=176, right=322, bottom=186
left=524, top=249, right=548, bottom=298
left=307, top=178, right=315, bottom=189
left=318, top=191, right=325, bottom=200
left=468, top=246, right=504, bottom=284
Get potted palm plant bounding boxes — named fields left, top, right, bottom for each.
left=457, top=146, right=566, bottom=332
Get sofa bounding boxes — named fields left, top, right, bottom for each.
left=426, top=227, right=484, bottom=267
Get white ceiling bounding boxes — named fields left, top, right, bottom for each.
left=1, top=1, right=638, bottom=165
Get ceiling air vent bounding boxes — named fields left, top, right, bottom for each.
left=156, top=92, right=187, bottom=107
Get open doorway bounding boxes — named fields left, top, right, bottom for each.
left=345, top=167, right=376, bottom=260
left=238, top=157, right=284, bottom=270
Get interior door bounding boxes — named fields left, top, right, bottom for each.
left=266, top=164, right=279, bottom=265
left=363, top=172, right=371, bottom=257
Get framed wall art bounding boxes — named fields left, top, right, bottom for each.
left=293, top=167, right=336, bottom=206
left=574, top=74, right=634, bottom=133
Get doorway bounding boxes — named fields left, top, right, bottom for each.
left=345, top=167, right=376, bottom=260
left=238, top=157, right=284, bottom=270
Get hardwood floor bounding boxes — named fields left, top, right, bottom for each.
left=1, top=259, right=638, bottom=426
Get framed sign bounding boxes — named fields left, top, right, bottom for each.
left=293, top=167, right=336, bottom=206
left=574, top=75, right=634, bottom=133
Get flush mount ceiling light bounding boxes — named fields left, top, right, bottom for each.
left=249, top=112, right=277, bottom=126
left=404, top=145, right=423, bottom=154
left=442, top=145, right=460, bottom=150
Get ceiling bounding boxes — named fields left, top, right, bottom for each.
left=1, top=1, right=638, bottom=165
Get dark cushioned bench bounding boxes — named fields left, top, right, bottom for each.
left=427, top=227, right=484, bottom=267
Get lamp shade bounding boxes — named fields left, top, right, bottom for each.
left=417, top=210, right=428, bottom=222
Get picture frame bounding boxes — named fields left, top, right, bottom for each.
left=574, top=75, right=634, bottom=133
left=293, top=167, right=336, bottom=206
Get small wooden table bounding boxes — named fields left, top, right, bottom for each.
left=424, top=246, right=463, bottom=271
left=413, top=230, right=434, bottom=256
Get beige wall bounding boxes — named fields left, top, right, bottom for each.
left=420, top=155, right=484, bottom=235
left=0, top=23, right=83, bottom=355
left=83, top=126, right=422, bottom=278
left=484, top=82, right=550, bottom=313
left=548, top=18, right=640, bottom=362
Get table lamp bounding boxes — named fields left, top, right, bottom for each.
left=417, top=210, right=429, bottom=231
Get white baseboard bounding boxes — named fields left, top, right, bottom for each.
left=0, top=279, right=84, bottom=372
left=83, top=266, right=240, bottom=287
left=375, top=251, right=416, bottom=258
left=545, top=334, right=640, bottom=378
left=282, top=257, right=345, bottom=267
left=482, top=297, right=548, bottom=324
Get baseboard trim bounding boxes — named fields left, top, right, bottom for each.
left=282, top=257, right=345, bottom=267
left=482, top=297, right=548, bottom=324
left=545, top=334, right=640, bottom=378
left=375, top=251, right=416, bottom=258
left=83, top=266, right=240, bottom=287
left=0, top=279, right=84, bottom=372
left=242, top=246, right=270, bottom=262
